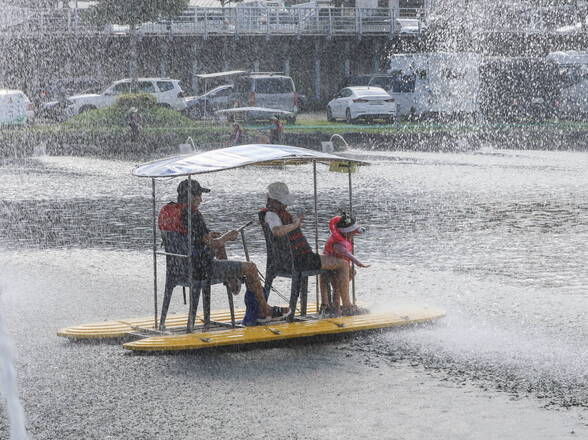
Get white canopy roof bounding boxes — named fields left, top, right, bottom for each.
left=547, top=51, right=588, bottom=65
left=196, top=70, right=248, bottom=79
left=133, top=144, right=367, bottom=178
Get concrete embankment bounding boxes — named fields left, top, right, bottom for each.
left=1, top=122, right=588, bottom=158
left=283, top=125, right=588, bottom=152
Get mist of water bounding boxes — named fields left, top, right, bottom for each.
left=0, top=289, right=29, bottom=440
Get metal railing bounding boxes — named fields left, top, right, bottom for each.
left=0, top=7, right=426, bottom=37
left=3, top=5, right=585, bottom=38
left=428, top=2, right=588, bottom=36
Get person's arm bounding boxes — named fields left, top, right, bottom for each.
left=203, top=230, right=238, bottom=248
left=183, top=210, right=233, bottom=250
left=332, top=242, right=369, bottom=267
left=268, top=212, right=304, bottom=237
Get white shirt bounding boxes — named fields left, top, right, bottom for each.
left=264, top=211, right=283, bottom=231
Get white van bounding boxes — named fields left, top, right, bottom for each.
left=0, top=90, right=34, bottom=125
left=376, top=52, right=481, bottom=118
left=230, top=73, right=299, bottom=122
left=547, top=51, right=588, bottom=117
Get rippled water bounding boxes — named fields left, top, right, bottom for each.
left=0, top=148, right=587, bottom=438
left=2, top=150, right=586, bottom=291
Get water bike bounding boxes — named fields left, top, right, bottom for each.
left=58, top=144, right=444, bottom=351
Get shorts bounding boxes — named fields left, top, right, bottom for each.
left=209, top=259, right=243, bottom=281
left=293, top=252, right=322, bottom=272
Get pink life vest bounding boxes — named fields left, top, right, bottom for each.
left=323, top=216, right=353, bottom=262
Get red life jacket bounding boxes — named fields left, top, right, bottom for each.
left=323, top=216, right=353, bottom=262
left=259, top=208, right=313, bottom=258
left=158, top=202, right=188, bottom=234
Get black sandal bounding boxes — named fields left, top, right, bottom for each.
left=319, top=304, right=340, bottom=317
left=257, top=307, right=290, bottom=323
left=342, top=305, right=369, bottom=316
left=271, top=306, right=289, bottom=318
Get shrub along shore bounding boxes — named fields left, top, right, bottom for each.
left=1, top=104, right=588, bottom=159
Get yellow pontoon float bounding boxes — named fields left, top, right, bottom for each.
left=58, top=144, right=444, bottom=351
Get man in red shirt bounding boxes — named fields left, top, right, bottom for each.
left=159, top=179, right=286, bottom=322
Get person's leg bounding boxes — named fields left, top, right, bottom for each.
left=319, top=272, right=330, bottom=307
left=319, top=255, right=352, bottom=308
left=209, top=259, right=277, bottom=319
left=240, top=261, right=272, bottom=317
left=211, top=244, right=242, bottom=294
left=214, top=246, right=227, bottom=260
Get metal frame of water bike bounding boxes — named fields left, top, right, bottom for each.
left=132, top=144, right=368, bottom=331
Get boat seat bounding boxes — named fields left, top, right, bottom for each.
left=159, top=230, right=236, bottom=332
left=259, top=212, right=330, bottom=322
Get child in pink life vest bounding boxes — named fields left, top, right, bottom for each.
left=320, top=213, right=369, bottom=316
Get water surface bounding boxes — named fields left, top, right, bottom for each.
left=0, top=149, right=586, bottom=438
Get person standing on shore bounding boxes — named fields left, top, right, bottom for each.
left=269, top=116, right=284, bottom=144
left=230, top=122, right=243, bottom=146
left=128, top=107, right=141, bottom=140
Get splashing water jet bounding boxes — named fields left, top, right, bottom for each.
left=0, top=289, right=29, bottom=440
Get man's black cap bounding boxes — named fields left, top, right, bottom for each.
left=177, top=179, right=210, bottom=197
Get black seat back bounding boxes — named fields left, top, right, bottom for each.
left=258, top=211, right=294, bottom=275
left=161, top=230, right=190, bottom=284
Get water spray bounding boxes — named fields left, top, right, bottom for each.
left=0, top=289, right=29, bottom=440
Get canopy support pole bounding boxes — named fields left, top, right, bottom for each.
left=152, top=179, right=158, bottom=330
left=240, top=230, right=250, bottom=262
left=187, top=176, right=194, bottom=332
left=348, top=162, right=356, bottom=305
left=313, top=160, right=320, bottom=308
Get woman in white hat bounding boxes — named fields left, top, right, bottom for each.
left=260, top=182, right=361, bottom=315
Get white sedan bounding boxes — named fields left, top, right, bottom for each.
left=326, top=86, right=397, bottom=123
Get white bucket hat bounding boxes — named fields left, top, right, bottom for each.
left=267, top=182, right=293, bottom=206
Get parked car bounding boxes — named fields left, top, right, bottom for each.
left=0, top=89, right=34, bottom=125
left=184, top=84, right=233, bottom=118
left=38, top=83, right=105, bottom=122
left=385, top=52, right=481, bottom=119
left=32, top=77, right=104, bottom=107
left=65, top=78, right=187, bottom=116
left=479, top=57, right=560, bottom=121
left=38, top=99, right=71, bottom=122
left=138, top=9, right=234, bottom=34
left=546, top=51, right=588, bottom=118
left=394, top=18, right=427, bottom=35
left=339, top=74, right=377, bottom=91
left=230, top=73, right=299, bottom=122
left=326, top=86, right=397, bottom=123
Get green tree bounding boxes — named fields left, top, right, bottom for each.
left=84, top=0, right=189, bottom=86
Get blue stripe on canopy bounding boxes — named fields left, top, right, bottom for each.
left=133, top=144, right=368, bottom=178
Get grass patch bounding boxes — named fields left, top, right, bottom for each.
left=0, top=106, right=232, bottom=157
left=2, top=110, right=588, bottom=158
left=64, top=105, right=201, bottom=132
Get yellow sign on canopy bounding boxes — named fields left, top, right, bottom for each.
left=329, top=161, right=357, bottom=173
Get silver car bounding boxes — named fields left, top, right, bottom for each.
left=230, top=74, right=299, bottom=122
left=184, top=84, right=233, bottom=119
